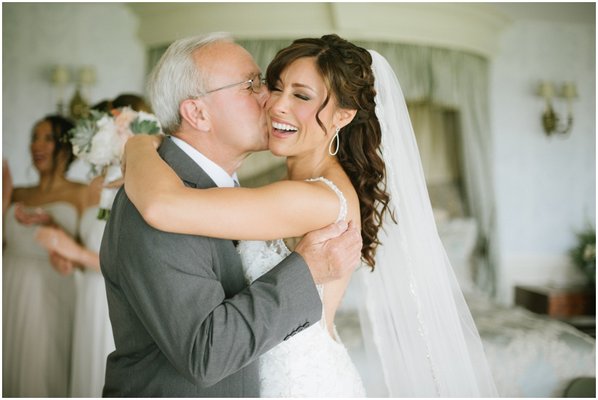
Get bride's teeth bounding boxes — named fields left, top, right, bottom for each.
left=272, top=122, right=297, bottom=132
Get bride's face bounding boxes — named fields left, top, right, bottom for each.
left=266, top=57, right=339, bottom=158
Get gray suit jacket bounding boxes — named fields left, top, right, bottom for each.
left=100, top=137, right=322, bottom=397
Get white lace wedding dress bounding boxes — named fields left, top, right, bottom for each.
left=237, top=177, right=366, bottom=397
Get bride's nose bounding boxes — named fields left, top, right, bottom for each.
left=266, top=93, right=288, bottom=115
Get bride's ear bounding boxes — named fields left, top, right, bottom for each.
left=180, top=98, right=211, bottom=132
left=334, top=108, right=358, bottom=130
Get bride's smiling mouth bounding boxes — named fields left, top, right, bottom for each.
left=271, top=121, right=298, bottom=139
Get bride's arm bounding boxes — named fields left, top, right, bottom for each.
left=124, top=136, right=341, bottom=240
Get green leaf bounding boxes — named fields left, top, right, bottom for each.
left=130, top=118, right=161, bottom=135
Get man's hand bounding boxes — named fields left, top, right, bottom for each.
left=294, top=220, right=362, bottom=285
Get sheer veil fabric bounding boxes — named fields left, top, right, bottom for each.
left=357, top=50, right=498, bottom=397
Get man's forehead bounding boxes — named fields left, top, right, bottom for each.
left=194, top=42, right=258, bottom=77
left=194, top=41, right=248, bottom=64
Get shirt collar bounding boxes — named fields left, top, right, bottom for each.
left=170, top=136, right=238, bottom=188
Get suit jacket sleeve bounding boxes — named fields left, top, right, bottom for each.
left=116, top=196, right=322, bottom=387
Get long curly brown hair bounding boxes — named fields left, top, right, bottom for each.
left=266, top=34, right=392, bottom=269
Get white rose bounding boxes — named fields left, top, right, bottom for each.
left=72, top=144, right=82, bottom=157
left=87, top=117, right=122, bottom=166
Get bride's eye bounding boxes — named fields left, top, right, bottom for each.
left=295, top=93, right=310, bottom=101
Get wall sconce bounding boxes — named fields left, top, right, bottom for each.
left=50, top=65, right=70, bottom=116
left=537, top=81, right=577, bottom=136
left=70, top=66, right=97, bottom=120
left=49, top=64, right=97, bottom=120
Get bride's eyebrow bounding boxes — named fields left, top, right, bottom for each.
left=291, top=83, right=316, bottom=93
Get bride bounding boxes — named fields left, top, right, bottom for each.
left=124, top=34, right=497, bottom=397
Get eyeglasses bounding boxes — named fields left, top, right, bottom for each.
left=201, top=74, right=266, bottom=96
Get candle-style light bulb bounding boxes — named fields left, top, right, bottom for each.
left=538, top=81, right=555, bottom=113
left=78, top=66, right=97, bottom=86
left=51, top=66, right=70, bottom=86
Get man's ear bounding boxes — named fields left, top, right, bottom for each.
left=334, top=108, right=358, bottom=130
left=180, top=98, right=210, bottom=131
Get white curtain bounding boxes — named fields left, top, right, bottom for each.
left=353, top=41, right=497, bottom=293
left=408, top=104, right=460, bottom=187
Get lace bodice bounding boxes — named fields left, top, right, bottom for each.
left=239, top=177, right=347, bottom=284
left=237, top=178, right=364, bottom=397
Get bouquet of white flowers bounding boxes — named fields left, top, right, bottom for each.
left=69, top=107, right=162, bottom=220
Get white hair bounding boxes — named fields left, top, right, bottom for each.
left=147, top=32, right=233, bottom=135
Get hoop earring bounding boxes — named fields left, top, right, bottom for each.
left=328, top=127, right=340, bottom=156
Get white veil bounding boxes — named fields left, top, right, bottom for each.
left=356, top=50, right=498, bottom=397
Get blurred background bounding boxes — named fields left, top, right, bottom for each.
left=2, top=3, right=596, bottom=396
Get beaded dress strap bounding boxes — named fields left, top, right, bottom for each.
left=305, top=177, right=347, bottom=223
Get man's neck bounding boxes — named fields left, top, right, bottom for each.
left=172, top=132, right=244, bottom=177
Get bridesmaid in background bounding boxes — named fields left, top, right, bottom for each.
left=34, top=93, right=147, bottom=396
left=36, top=178, right=118, bottom=397
left=2, top=115, right=95, bottom=396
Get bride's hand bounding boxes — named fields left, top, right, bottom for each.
left=35, top=225, right=82, bottom=262
left=121, top=134, right=165, bottom=176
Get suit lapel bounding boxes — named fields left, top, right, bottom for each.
left=158, top=137, right=216, bottom=189
left=158, top=136, right=244, bottom=289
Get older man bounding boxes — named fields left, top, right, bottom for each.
left=100, top=33, right=361, bottom=397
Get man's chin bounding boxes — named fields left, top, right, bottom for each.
left=248, top=140, right=269, bottom=153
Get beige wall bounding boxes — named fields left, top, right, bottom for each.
left=128, top=2, right=510, bottom=57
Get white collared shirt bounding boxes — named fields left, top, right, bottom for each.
left=170, top=136, right=239, bottom=188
